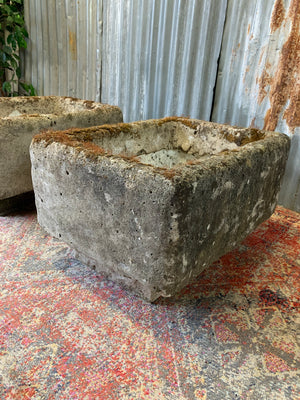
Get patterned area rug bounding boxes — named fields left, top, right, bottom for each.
left=0, top=206, right=299, bottom=399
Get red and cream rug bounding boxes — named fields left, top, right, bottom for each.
left=0, top=206, right=299, bottom=399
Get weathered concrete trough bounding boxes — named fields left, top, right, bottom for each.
left=0, top=96, right=123, bottom=214
left=30, top=117, right=290, bottom=301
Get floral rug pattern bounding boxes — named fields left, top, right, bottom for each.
left=0, top=206, right=299, bottom=399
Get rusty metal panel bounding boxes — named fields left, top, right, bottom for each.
left=24, top=0, right=102, bottom=101
left=101, top=0, right=227, bottom=122
left=22, top=0, right=299, bottom=211
left=212, top=0, right=300, bottom=211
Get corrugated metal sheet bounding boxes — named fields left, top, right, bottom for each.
left=23, top=0, right=299, bottom=211
left=24, top=0, right=102, bottom=101
left=212, top=0, right=300, bottom=212
left=101, top=0, right=227, bottom=122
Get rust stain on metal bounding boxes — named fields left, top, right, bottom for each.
left=243, top=66, right=250, bottom=84
left=263, top=0, right=300, bottom=132
left=250, top=117, right=257, bottom=128
left=270, top=0, right=286, bottom=33
left=258, top=62, right=272, bottom=104
left=68, top=30, right=77, bottom=60
left=258, top=46, right=266, bottom=66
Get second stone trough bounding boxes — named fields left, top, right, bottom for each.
left=0, top=96, right=123, bottom=214
left=30, top=117, right=290, bottom=301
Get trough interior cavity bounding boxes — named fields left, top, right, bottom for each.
left=88, top=120, right=257, bottom=168
left=0, top=97, right=93, bottom=118
left=137, top=149, right=197, bottom=168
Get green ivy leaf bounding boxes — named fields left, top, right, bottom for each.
left=10, top=38, right=18, bottom=51
left=6, top=34, right=13, bottom=44
left=2, top=45, right=12, bottom=55
left=20, top=82, right=37, bottom=96
left=10, top=57, right=18, bottom=70
left=16, top=66, right=21, bottom=78
left=2, top=81, right=12, bottom=94
left=12, top=53, right=20, bottom=61
left=4, top=26, right=14, bottom=33
left=3, top=5, right=12, bottom=14
left=0, top=0, right=36, bottom=96
left=7, top=16, right=14, bottom=24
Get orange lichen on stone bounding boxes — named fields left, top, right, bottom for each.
left=159, top=169, right=178, bottom=179
left=81, top=142, right=107, bottom=157
left=221, top=128, right=265, bottom=146
left=240, top=129, right=266, bottom=145
left=83, top=100, right=97, bottom=109
left=33, top=129, right=93, bottom=147
left=157, top=116, right=199, bottom=130
left=117, top=154, right=140, bottom=163
left=263, top=0, right=300, bottom=132
left=270, top=0, right=286, bottom=33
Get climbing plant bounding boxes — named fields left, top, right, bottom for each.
left=0, top=0, right=36, bottom=96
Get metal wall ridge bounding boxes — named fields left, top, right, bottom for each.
left=101, top=0, right=227, bottom=123
left=24, top=0, right=102, bottom=101
left=23, top=0, right=300, bottom=211
left=212, top=0, right=300, bottom=211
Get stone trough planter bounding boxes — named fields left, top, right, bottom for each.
left=0, top=96, right=123, bottom=215
left=30, top=117, right=290, bottom=301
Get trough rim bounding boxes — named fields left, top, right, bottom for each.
left=0, top=95, right=120, bottom=120
left=31, top=116, right=290, bottom=180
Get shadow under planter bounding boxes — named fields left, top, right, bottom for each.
left=30, top=117, right=290, bottom=301
left=0, top=191, right=35, bottom=216
left=0, top=96, right=123, bottom=214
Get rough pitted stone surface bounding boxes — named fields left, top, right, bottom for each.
left=0, top=96, right=123, bottom=204
left=30, top=117, right=290, bottom=301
